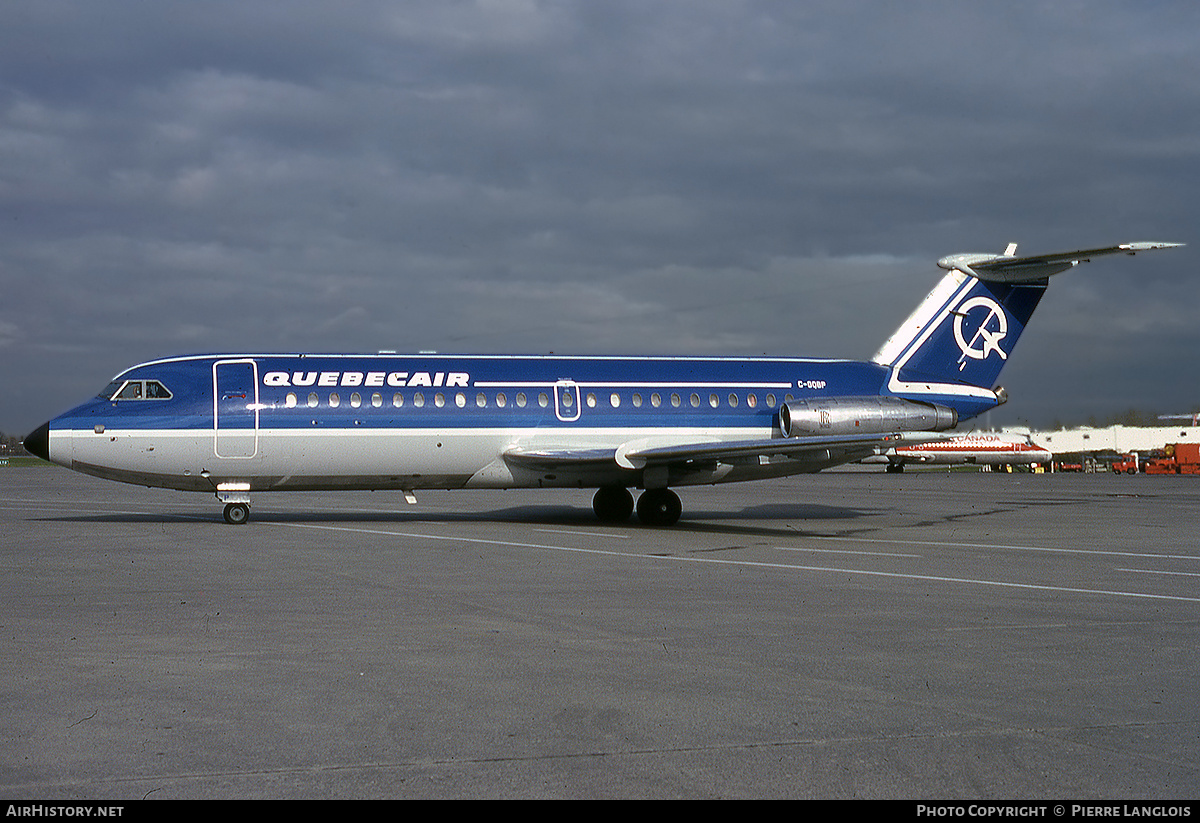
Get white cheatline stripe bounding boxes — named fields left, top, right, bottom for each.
left=268, top=522, right=1200, bottom=604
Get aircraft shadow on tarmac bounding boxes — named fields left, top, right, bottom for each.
left=39, top=500, right=882, bottom=539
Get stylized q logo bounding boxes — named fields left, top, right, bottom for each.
left=953, top=296, right=1009, bottom=370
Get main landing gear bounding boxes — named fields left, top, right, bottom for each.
left=592, top=486, right=682, bottom=527
left=593, top=486, right=634, bottom=522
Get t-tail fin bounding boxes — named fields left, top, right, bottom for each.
left=872, top=241, right=1183, bottom=417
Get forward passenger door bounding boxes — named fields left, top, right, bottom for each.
left=213, top=359, right=259, bottom=458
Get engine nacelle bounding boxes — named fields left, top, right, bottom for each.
left=778, top=396, right=958, bottom=438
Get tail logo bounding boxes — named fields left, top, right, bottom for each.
left=953, top=295, right=1009, bottom=371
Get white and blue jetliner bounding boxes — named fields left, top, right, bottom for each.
left=26, top=241, right=1181, bottom=525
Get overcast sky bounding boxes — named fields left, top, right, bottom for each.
left=2, top=1, right=1196, bottom=436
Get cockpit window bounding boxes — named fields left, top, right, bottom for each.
left=144, top=380, right=171, bottom=399
left=103, top=380, right=173, bottom=401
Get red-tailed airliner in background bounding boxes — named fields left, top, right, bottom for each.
left=868, top=431, right=1053, bottom=472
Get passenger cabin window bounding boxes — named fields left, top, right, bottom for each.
left=268, top=384, right=792, bottom=416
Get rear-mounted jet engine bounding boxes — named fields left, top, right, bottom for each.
left=778, top=396, right=958, bottom=437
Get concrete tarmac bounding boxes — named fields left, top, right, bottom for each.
left=2, top=464, right=1198, bottom=799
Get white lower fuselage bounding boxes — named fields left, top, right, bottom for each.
left=60, top=423, right=789, bottom=492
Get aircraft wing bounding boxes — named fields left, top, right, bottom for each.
left=938, top=242, right=1183, bottom=283
left=505, top=431, right=942, bottom=474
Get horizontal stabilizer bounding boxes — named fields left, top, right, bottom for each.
left=938, top=242, right=1183, bottom=283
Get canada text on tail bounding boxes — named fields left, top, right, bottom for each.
left=872, top=242, right=1183, bottom=420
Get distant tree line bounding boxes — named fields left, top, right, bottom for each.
left=0, top=432, right=30, bottom=456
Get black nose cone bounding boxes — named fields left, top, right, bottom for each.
left=25, top=422, right=50, bottom=461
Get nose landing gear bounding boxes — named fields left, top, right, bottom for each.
left=223, top=502, right=250, bottom=525
left=217, top=482, right=251, bottom=525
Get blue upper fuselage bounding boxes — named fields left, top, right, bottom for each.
left=47, top=352, right=998, bottom=434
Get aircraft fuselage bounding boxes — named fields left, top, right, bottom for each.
left=38, top=353, right=969, bottom=494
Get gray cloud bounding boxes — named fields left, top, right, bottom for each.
left=2, top=1, right=1196, bottom=435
